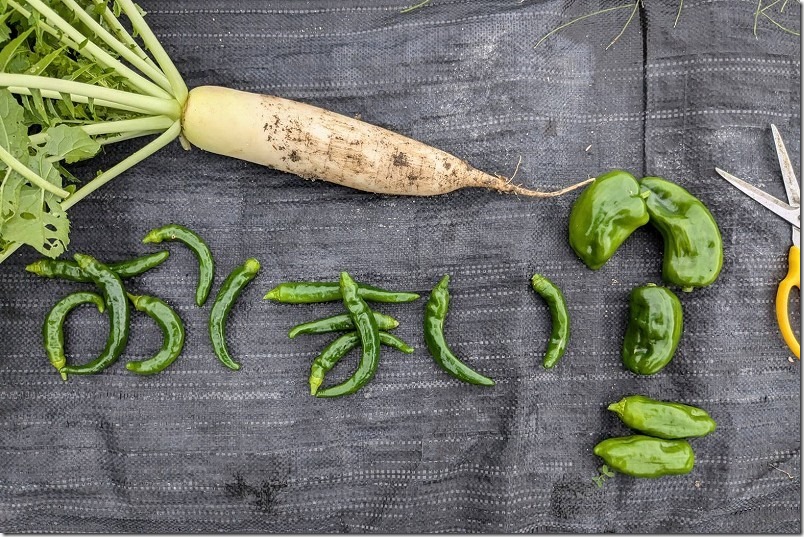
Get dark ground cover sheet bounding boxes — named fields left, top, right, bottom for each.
left=0, top=0, right=800, bottom=533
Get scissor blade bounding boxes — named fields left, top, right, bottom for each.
left=715, top=167, right=801, bottom=228
left=770, top=124, right=801, bottom=208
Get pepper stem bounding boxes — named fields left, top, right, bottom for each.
left=606, top=400, right=625, bottom=415
left=309, top=374, right=324, bottom=396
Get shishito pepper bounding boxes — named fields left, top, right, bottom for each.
left=568, top=169, right=650, bottom=270
left=639, top=177, right=723, bottom=290
left=622, top=284, right=683, bottom=375
left=607, top=395, right=716, bottom=439
left=593, top=435, right=695, bottom=478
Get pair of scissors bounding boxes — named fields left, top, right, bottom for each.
left=715, top=124, right=801, bottom=359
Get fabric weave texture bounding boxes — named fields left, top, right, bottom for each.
left=0, top=0, right=800, bottom=532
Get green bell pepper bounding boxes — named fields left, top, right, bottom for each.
left=568, top=169, right=650, bottom=270
left=608, top=395, right=717, bottom=439
left=639, top=177, right=723, bottom=290
left=593, top=435, right=695, bottom=478
left=622, top=284, right=683, bottom=375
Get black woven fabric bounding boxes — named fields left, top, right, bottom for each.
left=0, top=0, right=800, bottom=532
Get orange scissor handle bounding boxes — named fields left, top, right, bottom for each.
left=776, top=245, right=801, bottom=359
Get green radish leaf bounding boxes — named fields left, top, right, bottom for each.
left=26, top=45, right=67, bottom=76
left=28, top=88, right=50, bottom=128
left=54, top=162, right=80, bottom=184
left=58, top=92, right=77, bottom=119
left=0, top=11, right=13, bottom=44
left=0, top=89, right=29, bottom=163
left=0, top=26, right=33, bottom=72
left=1, top=183, right=69, bottom=257
left=28, top=148, right=63, bottom=188
left=0, top=167, right=24, bottom=221
left=41, top=124, right=101, bottom=164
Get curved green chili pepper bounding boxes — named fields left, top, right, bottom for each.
left=263, top=281, right=420, bottom=304
left=315, top=272, right=382, bottom=398
left=607, top=395, right=716, bottom=439
left=125, top=294, right=185, bottom=376
left=43, top=291, right=105, bottom=381
left=622, top=284, right=683, bottom=375
left=209, top=258, right=261, bottom=371
left=143, top=224, right=215, bottom=306
left=593, top=435, right=695, bottom=478
left=530, top=273, right=570, bottom=369
left=26, top=251, right=170, bottom=282
left=289, top=311, right=400, bottom=338
left=423, top=275, right=495, bottom=386
left=60, top=254, right=130, bottom=376
left=310, top=331, right=415, bottom=396
left=640, top=177, right=723, bottom=290
left=568, top=169, right=650, bottom=270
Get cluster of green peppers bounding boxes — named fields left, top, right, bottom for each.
left=568, top=171, right=722, bottom=480
left=266, top=274, right=503, bottom=397
left=29, top=224, right=259, bottom=378
left=569, top=169, right=723, bottom=290
left=569, top=170, right=723, bottom=375
left=594, top=395, right=717, bottom=480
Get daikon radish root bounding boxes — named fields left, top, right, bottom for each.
left=0, top=0, right=593, bottom=264
left=182, top=86, right=591, bottom=197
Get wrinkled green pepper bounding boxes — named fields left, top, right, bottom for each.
left=622, top=284, right=683, bottom=375
left=608, top=395, right=716, bottom=439
left=640, top=177, right=723, bottom=290
left=569, top=169, right=650, bottom=270
left=593, top=435, right=695, bottom=478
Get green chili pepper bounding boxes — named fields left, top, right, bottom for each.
left=143, top=224, right=215, bottom=306
left=209, top=258, right=261, bottom=371
left=289, top=311, right=400, bottom=339
left=530, top=274, right=570, bottom=369
left=42, top=291, right=105, bottom=381
left=263, top=281, right=420, bottom=304
left=593, top=435, right=695, bottom=478
left=423, top=275, right=495, bottom=386
left=125, top=294, right=185, bottom=376
left=309, top=331, right=415, bottom=396
left=622, top=284, right=683, bottom=376
left=639, top=177, right=723, bottom=290
left=607, top=395, right=717, bottom=439
left=26, top=251, right=170, bottom=282
left=60, top=254, right=130, bottom=376
left=568, top=169, right=650, bottom=270
left=315, top=272, right=383, bottom=398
